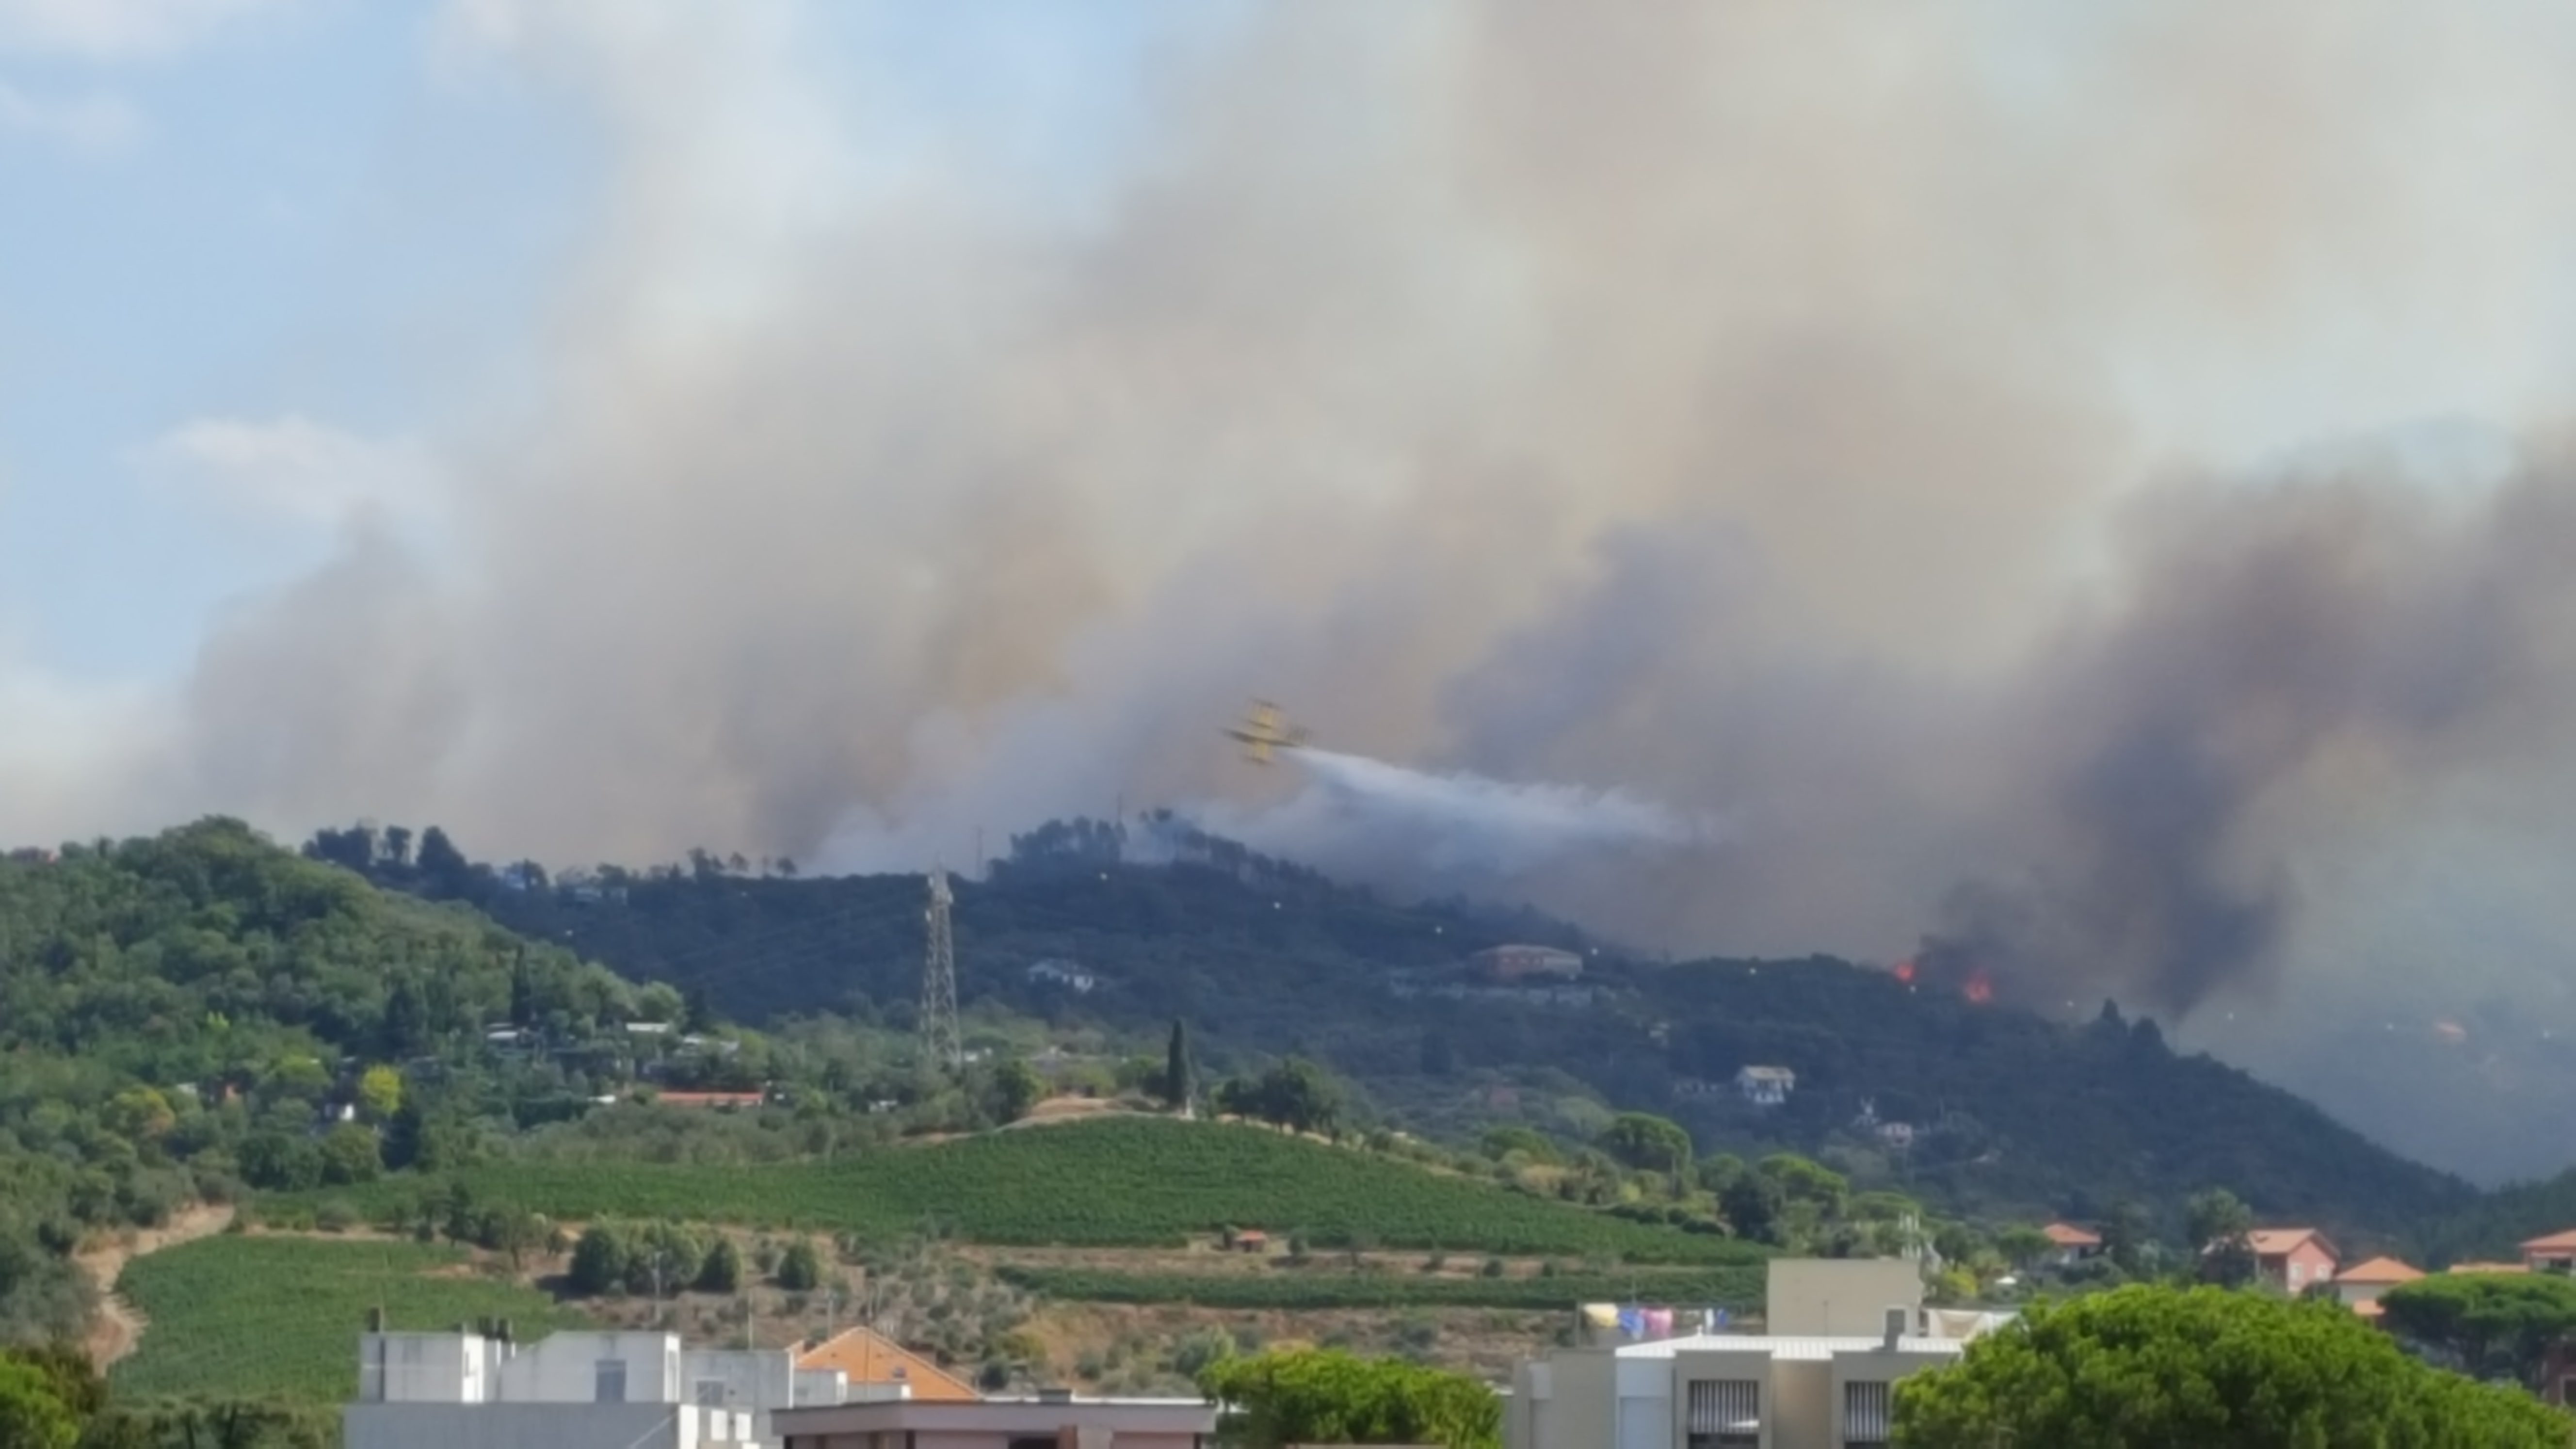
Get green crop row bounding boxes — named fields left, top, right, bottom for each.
left=111, top=1236, right=591, bottom=1405
left=267, top=1118, right=1765, bottom=1266
left=993, top=1264, right=1767, bottom=1312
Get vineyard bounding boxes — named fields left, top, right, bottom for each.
left=993, top=1264, right=1765, bottom=1312
left=271, top=1118, right=1766, bottom=1265
left=110, top=1236, right=590, bottom=1405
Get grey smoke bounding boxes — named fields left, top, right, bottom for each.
left=23, top=3, right=2576, bottom=1174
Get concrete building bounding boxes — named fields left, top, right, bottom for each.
left=2244, top=1228, right=2340, bottom=1294
left=348, top=1325, right=818, bottom=1449
left=773, top=1390, right=1216, bottom=1448
left=1735, top=1066, right=1796, bottom=1107
left=1508, top=1259, right=1996, bottom=1449
left=2331, top=1256, right=2423, bottom=1320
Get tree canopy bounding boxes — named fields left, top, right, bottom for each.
left=2379, top=1271, right=2576, bottom=1391
left=1198, top=1346, right=1499, bottom=1449
left=1892, top=1284, right=2574, bottom=1449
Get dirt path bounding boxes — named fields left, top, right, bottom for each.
left=79, top=1203, right=237, bottom=1370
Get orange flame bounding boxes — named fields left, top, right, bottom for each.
left=1893, top=958, right=1917, bottom=984
left=1963, top=970, right=1994, bottom=1004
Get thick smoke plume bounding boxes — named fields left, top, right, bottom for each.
left=24, top=3, right=2576, bottom=1173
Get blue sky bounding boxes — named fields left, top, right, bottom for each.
left=0, top=0, right=1230, bottom=681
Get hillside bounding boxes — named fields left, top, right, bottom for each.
left=0, top=821, right=644, bottom=1345
left=337, top=814, right=2476, bottom=1240
left=270, top=1116, right=1764, bottom=1264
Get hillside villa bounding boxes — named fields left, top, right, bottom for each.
left=797, top=1327, right=981, bottom=1402
left=2332, top=1257, right=2424, bottom=1320
left=1736, top=1065, right=1796, bottom=1107
left=2523, top=1229, right=2576, bottom=1273
left=2040, top=1223, right=2101, bottom=1267
left=2242, top=1228, right=2340, bottom=1294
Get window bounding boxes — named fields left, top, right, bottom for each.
left=1686, top=1378, right=1760, bottom=1449
left=695, top=1379, right=728, bottom=1408
left=595, top=1359, right=628, bottom=1404
left=1845, top=1379, right=1893, bottom=1446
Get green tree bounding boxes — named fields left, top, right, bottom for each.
left=0, top=1357, right=78, bottom=1449
left=355, top=1065, right=403, bottom=1123
left=1597, top=1113, right=1693, bottom=1176
left=1165, top=1019, right=1194, bottom=1113
left=2099, top=1199, right=2154, bottom=1275
left=1891, top=1283, right=2572, bottom=1449
left=2186, top=1187, right=2254, bottom=1286
left=635, top=983, right=685, bottom=1025
left=992, top=1060, right=1046, bottom=1123
left=568, top=1224, right=631, bottom=1296
left=776, top=1239, right=823, bottom=1292
left=1220, top=1059, right=1344, bottom=1138
left=316, top=1123, right=382, bottom=1186
left=1994, top=1225, right=2056, bottom=1272
left=2379, top=1271, right=2576, bottom=1390
left=696, top=1236, right=744, bottom=1294
left=1198, top=1346, right=1498, bottom=1449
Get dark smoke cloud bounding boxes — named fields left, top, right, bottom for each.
left=22, top=3, right=2576, bottom=1174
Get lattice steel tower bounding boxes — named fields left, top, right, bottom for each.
left=920, top=867, right=962, bottom=1073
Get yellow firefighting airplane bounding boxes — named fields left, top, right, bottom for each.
left=1223, top=700, right=1311, bottom=764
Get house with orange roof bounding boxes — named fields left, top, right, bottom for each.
left=2445, top=1260, right=2529, bottom=1276
left=2331, top=1256, right=2422, bottom=1318
left=797, top=1327, right=982, bottom=1403
left=2245, top=1228, right=2339, bottom=1294
left=2522, top=1228, right=2576, bottom=1274
left=2039, top=1223, right=2102, bottom=1267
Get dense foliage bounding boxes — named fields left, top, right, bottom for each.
left=111, top=1236, right=587, bottom=1405
left=1199, top=1346, right=1500, bottom=1449
left=2378, top=1271, right=2576, bottom=1390
left=1891, top=1284, right=2574, bottom=1448
left=274, top=1117, right=1766, bottom=1261
left=0, top=821, right=644, bottom=1341
left=346, top=813, right=2472, bottom=1239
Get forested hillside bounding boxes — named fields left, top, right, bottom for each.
left=312, top=813, right=2474, bottom=1241
left=0, top=820, right=640, bottom=1342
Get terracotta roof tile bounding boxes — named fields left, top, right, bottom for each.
left=2041, top=1223, right=2101, bottom=1247
left=2520, top=1229, right=2576, bottom=1254
left=2334, top=1256, right=2422, bottom=1285
left=797, top=1327, right=982, bottom=1402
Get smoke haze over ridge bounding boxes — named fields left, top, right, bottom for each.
left=24, top=2, right=2576, bottom=1176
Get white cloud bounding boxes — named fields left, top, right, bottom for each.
left=0, top=80, right=141, bottom=153
left=146, top=414, right=444, bottom=531
left=0, top=0, right=289, bottom=59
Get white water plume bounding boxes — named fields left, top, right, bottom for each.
left=1212, top=748, right=1721, bottom=883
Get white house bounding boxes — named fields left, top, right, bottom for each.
left=1510, top=1260, right=2002, bottom=1449
left=1027, top=959, right=1101, bottom=993
left=1736, top=1066, right=1796, bottom=1107
left=347, top=1325, right=824, bottom=1449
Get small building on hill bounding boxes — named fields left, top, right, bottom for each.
left=2040, top=1223, right=2102, bottom=1266
left=1735, top=1065, right=1796, bottom=1107
left=2333, top=1256, right=2423, bottom=1319
left=1471, top=944, right=1585, bottom=982
left=2522, top=1228, right=2576, bottom=1273
left=2243, top=1228, right=2340, bottom=1294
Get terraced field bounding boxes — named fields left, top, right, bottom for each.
left=111, top=1236, right=590, bottom=1405
left=270, top=1117, right=1763, bottom=1265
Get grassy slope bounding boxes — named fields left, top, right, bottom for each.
left=111, top=1237, right=589, bottom=1405
left=992, top=1265, right=1764, bottom=1311
left=274, top=1117, right=1762, bottom=1265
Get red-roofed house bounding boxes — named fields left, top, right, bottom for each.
left=2332, top=1256, right=2422, bottom=1316
left=2041, top=1223, right=2102, bottom=1267
left=2246, top=1228, right=2340, bottom=1294
left=2522, top=1229, right=2576, bottom=1274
